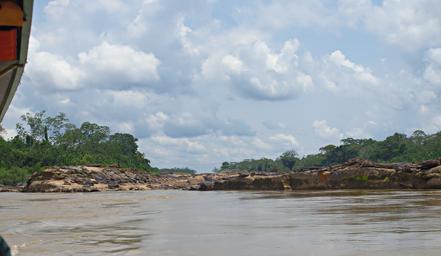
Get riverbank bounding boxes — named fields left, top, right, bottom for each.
left=0, top=185, right=23, bottom=192
left=2, top=158, right=438, bottom=192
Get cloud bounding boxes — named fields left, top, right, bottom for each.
left=26, top=37, right=86, bottom=91
left=150, top=135, right=207, bottom=154
left=262, top=121, right=286, bottom=130
left=251, top=0, right=338, bottom=29
left=26, top=38, right=160, bottom=92
left=176, top=16, right=200, bottom=56
left=427, top=115, right=441, bottom=134
left=159, top=112, right=255, bottom=138
left=146, top=112, right=169, bottom=130
left=313, top=120, right=343, bottom=141
left=222, top=55, right=244, bottom=74
left=337, top=0, right=372, bottom=27
left=320, top=50, right=379, bottom=92
left=327, top=50, right=378, bottom=84
left=363, top=0, right=441, bottom=51
left=78, top=41, right=160, bottom=87
left=200, top=38, right=313, bottom=100
left=44, top=0, right=71, bottom=17
left=424, top=48, right=441, bottom=85
left=104, top=90, right=148, bottom=107
left=162, top=113, right=211, bottom=138
left=269, top=133, right=298, bottom=147
left=245, top=0, right=441, bottom=51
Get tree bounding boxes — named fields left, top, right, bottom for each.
left=0, top=125, right=5, bottom=139
left=1, top=111, right=154, bottom=185
left=376, top=133, right=408, bottom=161
left=46, top=112, right=74, bottom=144
left=16, top=111, right=47, bottom=142
left=221, top=162, right=230, bottom=170
left=108, top=133, right=138, bottom=156
left=105, top=133, right=149, bottom=168
left=16, top=111, right=74, bottom=144
left=323, top=144, right=358, bottom=165
left=79, top=122, right=110, bottom=144
left=411, top=130, right=427, bottom=146
left=319, top=144, right=336, bottom=154
left=278, top=150, right=299, bottom=170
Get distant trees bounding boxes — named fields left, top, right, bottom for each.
left=219, top=157, right=285, bottom=172
left=0, top=111, right=153, bottom=185
left=277, top=150, right=299, bottom=170
left=157, top=167, right=197, bottom=175
left=219, top=150, right=299, bottom=172
left=217, top=130, right=441, bottom=173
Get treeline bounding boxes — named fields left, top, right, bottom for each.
left=154, top=167, right=197, bottom=175
left=218, top=130, right=439, bottom=172
left=0, top=111, right=152, bottom=185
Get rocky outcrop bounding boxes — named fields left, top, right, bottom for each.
left=212, top=173, right=288, bottom=190
left=0, top=185, right=22, bottom=192
left=24, top=166, right=149, bottom=192
left=211, top=159, right=441, bottom=190
left=21, top=158, right=441, bottom=192
left=23, top=166, right=217, bottom=192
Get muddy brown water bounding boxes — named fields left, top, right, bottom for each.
left=1, top=190, right=441, bottom=255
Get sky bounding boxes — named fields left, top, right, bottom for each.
left=2, top=0, right=441, bottom=171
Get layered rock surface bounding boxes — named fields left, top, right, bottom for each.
left=23, top=166, right=216, bottom=192
left=22, top=159, right=441, bottom=192
left=212, top=159, right=441, bottom=190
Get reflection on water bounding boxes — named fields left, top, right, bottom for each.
left=1, top=190, right=441, bottom=255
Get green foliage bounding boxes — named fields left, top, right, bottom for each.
left=218, top=130, right=441, bottom=173
left=219, top=151, right=298, bottom=173
left=0, top=167, right=36, bottom=186
left=277, top=150, right=299, bottom=170
left=158, top=167, right=197, bottom=175
left=0, top=111, right=153, bottom=185
left=355, top=175, right=369, bottom=182
left=219, top=157, right=287, bottom=172
left=293, top=154, right=326, bottom=169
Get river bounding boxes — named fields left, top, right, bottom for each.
left=1, top=190, right=441, bottom=255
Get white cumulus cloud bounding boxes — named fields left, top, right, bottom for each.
left=313, top=120, right=343, bottom=141
left=79, top=41, right=160, bottom=86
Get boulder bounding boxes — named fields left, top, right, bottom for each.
left=427, top=165, right=441, bottom=174
left=420, top=160, right=441, bottom=170
left=426, top=177, right=441, bottom=188
left=212, top=174, right=286, bottom=190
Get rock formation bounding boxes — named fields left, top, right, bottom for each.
left=23, top=165, right=215, bottom=192
left=212, top=159, right=441, bottom=190
left=21, top=158, right=441, bottom=192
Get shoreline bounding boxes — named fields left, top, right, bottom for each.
left=2, top=158, right=441, bottom=193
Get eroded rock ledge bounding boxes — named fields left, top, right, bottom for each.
left=23, top=166, right=211, bottom=192
left=22, top=159, right=441, bottom=192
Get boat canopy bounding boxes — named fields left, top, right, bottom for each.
left=0, top=1, right=24, bottom=27
left=0, top=0, right=33, bottom=122
left=0, top=1, right=24, bottom=62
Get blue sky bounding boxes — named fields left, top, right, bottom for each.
left=3, top=0, right=441, bottom=171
